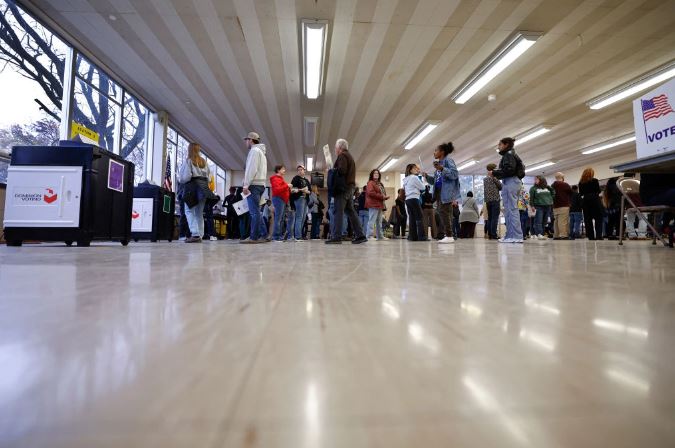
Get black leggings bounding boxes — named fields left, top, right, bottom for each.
left=583, top=205, right=604, bottom=240
left=406, top=199, right=426, bottom=241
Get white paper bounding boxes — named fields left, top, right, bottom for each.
left=233, top=191, right=251, bottom=216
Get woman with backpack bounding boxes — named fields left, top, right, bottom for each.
left=178, top=143, right=215, bottom=243
left=491, top=137, right=525, bottom=243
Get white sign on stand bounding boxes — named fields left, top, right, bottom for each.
left=633, top=76, right=675, bottom=159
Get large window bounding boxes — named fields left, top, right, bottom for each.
left=122, top=93, right=149, bottom=184
left=0, top=0, right=67, bottom=149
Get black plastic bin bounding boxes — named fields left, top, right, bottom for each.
left=131, top=184, right=175, bottom=242
left=3, top=142, right=134, bottom=247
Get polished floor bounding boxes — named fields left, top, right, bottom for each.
left=0, top=238, right=674, bottom=447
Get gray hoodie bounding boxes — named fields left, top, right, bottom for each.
left=243, top=143, right=267, bottom=188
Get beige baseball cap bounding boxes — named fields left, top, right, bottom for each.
left=244, top=131, right=260, bottom=141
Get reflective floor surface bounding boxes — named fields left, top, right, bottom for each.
left=1, top=239, right=674, bottom=447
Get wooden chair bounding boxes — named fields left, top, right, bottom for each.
left=617, top=177, right=674, bottom=247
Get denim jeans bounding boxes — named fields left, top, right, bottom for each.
left=486, top=200, right=500, bottom=238
left=246, top=185, right=265, bottom=240
left=204, top=201, right=215, bottom=237
left=501, top=177, right=523, bottom=240
left=311, top=213, right=322, bottom=238
left=569, top=211, right=583, bottom=238
left=185, top=199, right=206, bottom=237
left=358, top=210, right=369, bottom=235
left=625, top=210, right=647, bottom=237
left=272, top=197, right=286, bottom=240
left=294, top=197, right=307, bottom=239
left=534, top=205, right=552, bottom=236
left=333, top=187, right=364, bottom=240
left=285, top=208, right=295, bottom=239
left=367, top=208, right=383, bottom=239
left=519, top=210, right=530, bottom=237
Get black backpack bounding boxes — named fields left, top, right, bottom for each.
left=513, top=151, right=526, bottom=179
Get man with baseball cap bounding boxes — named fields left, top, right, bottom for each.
left=242, top=131, right=269, bottom=243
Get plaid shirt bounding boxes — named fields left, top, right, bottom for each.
left=483, top=176, right=502, bottom=202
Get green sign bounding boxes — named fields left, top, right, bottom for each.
left=163, top=195, right=171, bottom=213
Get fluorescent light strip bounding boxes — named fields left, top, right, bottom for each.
left=524, top=161, right=555, bottom=173
left=302, top=21, right=328, bottom=100
left=403, top=122, right=438, bottom=150
left=588, top=61, right=675, bottom=110
left=516, top=125, right=552, bottom=145
left=379, top=158, right=399, bottom=172
left=305, top=156, right=313, bottom=171
left=452, top=32, right=542, bottom=104
left=457, top=160, right=478, bottom=171
left=581, top=135, right=636, bottom=155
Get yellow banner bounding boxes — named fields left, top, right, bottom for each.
left=70, top=122, right=99, bottom=144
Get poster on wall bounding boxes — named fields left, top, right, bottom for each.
left=108, top=159, right=125, bottom=192
left=633, top=76, right=675, bottom=159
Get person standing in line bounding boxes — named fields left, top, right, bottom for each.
left=459, top=191, right=480, bottom=238
left=365, top=169, right=390, bottom=241
left=325, top=139, right=367, bottom=244
left=603, top=177, right=622, bottom=240
left=223, top=187, right=239, bottom=239
left=269, top=165, right=291, bottom=242
left=569, top=185, right=583, bottom=239
left=517, top=186, right=531, bottom=239
left=241, top=131, right=268, bottom=243
left=483, top=163, right=502, bottom=240
left=421, top=186, right=437, bottom=240
left=403, top=164, right=428, bottom=241
left=491, top=137, right=525, bottom=243
left=309, top=185, right=322, bottom=239
left=578, top=167, right=604, bottom=240
left=393, top=188, right=407, bottom=239
left=529, top=175, right=555, bottom=240
left=424, top=142, right=461, bottom=243
left=357, top=185, right=369, bottom=234
left=551, top=172, right=572, bottom=240
left=178, top=143, right=214, bottom=243
left=290, top=165, right=311, bottom=242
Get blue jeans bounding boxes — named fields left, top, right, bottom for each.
left=486, top=200, right=500, bottom=238
left=569, top=212, right=583, bottom=238
left=519, top=210, right=530, bottom=237
left=294, top=197, right=307, bottom=239
left=367, top=208, right=383, bottom=239
left=501, top=177, right=523, bottom=240
left=534, top=205, right=552, bottom=236
left=246, top=185, right=265, bottom=240
left=359, top=210, right=369, bottom=235
left=185, top=199, right=206, bottom=237
left=311, top=213, right=322, bottom=238
left=272, top=197, right=286, bottom=240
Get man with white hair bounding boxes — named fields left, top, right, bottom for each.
left=551, top=171, right=572, bottom=240
left=326, top=139, right=367, bottom=244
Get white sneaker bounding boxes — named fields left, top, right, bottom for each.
left=510, top=239, right=524, bottom=243
left=537, top=234, right=547, bottom=240
left=438, top=236, right=454, bottom=244
left=499, top=238, right=511, bottom=243
left=209, top=236, right=218, bottom=241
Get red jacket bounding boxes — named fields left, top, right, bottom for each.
left=270, top=174, right=290, bottom=203
left=365, top=180, right=386, bottom=209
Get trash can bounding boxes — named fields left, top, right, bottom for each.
left=2, top=143, right=134, bottom=247
left=131, top=184, right=175, bottom=242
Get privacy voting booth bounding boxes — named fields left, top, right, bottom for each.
left=2, top=142, right=134, bottom=247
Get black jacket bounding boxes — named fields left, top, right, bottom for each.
left=492, top=149, right=524, bottom=179
left=579, top=178, right=602, bottom=210
left=290, top=175, right=311, bottom=202
left=570, top=191, right=582, bottom=212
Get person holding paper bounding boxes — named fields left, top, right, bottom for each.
left=241, top=131, right=268, bottom=243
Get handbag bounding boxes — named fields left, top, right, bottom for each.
left=183, top=181, right=199, bottom=208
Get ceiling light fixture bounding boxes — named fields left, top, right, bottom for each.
left=379, top=157, right=399, bottom=172
left=457, top=160, right=479, bottom=171
left=305, top=155, right=314, bottom=171
left=403, top=121, right=440, bottom=150
left=581, top=134, right=635, bottom=155
left=451, top=31, right=542, bottom=104
left=524, top=160, right=555, bottom=173
left=515, top=125, right=553, bottom=146
left=587, top=60, right=675, bottom=110
left=301, top=20, right=329, bottom=100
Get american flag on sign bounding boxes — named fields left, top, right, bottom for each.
left=642, top=94, right=674, bottom=121
left=163, top=153, right=172, bottom=191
